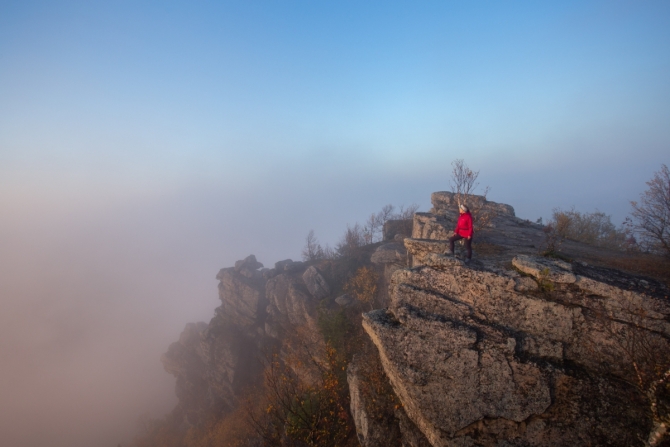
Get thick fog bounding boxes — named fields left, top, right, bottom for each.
left=0, top=171, right=436, bottom=446
left=0, top=161, right=663, bottom=446
left=1, top=1, right=669, bottom=446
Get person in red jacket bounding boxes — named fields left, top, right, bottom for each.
left=448, top=204, right=473, bottom=262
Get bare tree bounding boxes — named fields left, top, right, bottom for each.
left=363, top=213, right=381, bottom=245
left=449, top=159, right=494, bottom=231
left=302, top=230, right=324, bottom=261
left=394, top=203, right=420, bottom=220
left=332, top=203, right=422, bottom=254
left=335, top=223, right=366, bottom=257
left=363, top=204, right=405, bottom=244
left=449, top=159, right=485, bottom=199
left=592, top=300, right=670, bottom=447
left=388, top=203, right=420, bottom=238
left=362, top=204, right=419, bottom=243
left=627, top=164, right=670, bottom=257
left=377, top=204, right=396, bottom=223
left=321, top=244, right=338, bottom=260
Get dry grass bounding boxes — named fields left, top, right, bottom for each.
left=563, top=249, right=670, bottom=288
left=599, top=255, right=670, bottom=287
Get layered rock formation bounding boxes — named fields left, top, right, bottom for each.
left=161, top=254, right=332, bottom=425
left=158, top=191, right=669, bottom=447
left=362, top=193, right=670, bottom=446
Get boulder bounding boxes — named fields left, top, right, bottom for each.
left=412, top=213, right=453, bottom=240
left=274, top=259, right=304, bottom=272
left=285, top=260, right=304, bottom=271
left=430, top=191, right=515, bottom=216
left=302, top=266, right=331, bottom=299
left=403, top=238, right=451, bottom=266
left=234, top=254, right=263, bottom=272
left=512, top=254, right=577, bottom=284
left=383, top=219, right=413, bottom=241
left=371, top=242, right=407, bottom=265
left=274, top=259, right=294, bottom=270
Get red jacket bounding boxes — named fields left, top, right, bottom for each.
left=455, top=211, right=473, bottom=238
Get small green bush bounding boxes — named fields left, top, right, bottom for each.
left=537, top=267, right=554, bottom=293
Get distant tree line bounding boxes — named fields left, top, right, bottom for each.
left=541, top=164, right=670, bottom=258
left=545, top=207, right=631, bottom=252
left=302, top=203, right=419, bottom=262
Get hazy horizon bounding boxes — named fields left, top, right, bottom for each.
left=1, top=1, right=669, bottom=446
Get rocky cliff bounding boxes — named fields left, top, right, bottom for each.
left=161, top=255, right=337, bottom=426
left=362, top=191, right=670, bottom=446
left=156, top=191, right=670, bottom=447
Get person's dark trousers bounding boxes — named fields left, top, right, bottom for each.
left=449, top=234, right=472, bottom=260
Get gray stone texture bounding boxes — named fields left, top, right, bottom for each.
left=371, top=242, right=407, bottom=265
left=360, top=193, right=670, bottom=446
left=302, top=265, right=331, bottom=299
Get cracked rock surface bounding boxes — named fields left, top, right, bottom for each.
left=362, top=192, right=670, bottom=447
left=364, top=253, right=669, bottom=446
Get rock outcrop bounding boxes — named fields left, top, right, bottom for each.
left=266, top=272, right=319, bottom=332
left=371, top=242, right=407, bottom=265
left=161, top=256, right=269, bottom=424
left=430, top=191, right=515, bottom=217
left=361, top=192, right=670, bottom=446
left=302, top=266, right=331, bottom=300
left=158, top=190, right=669, bottom=447
left=161, top=255, right=329, bottom=426
left=383, top=219, right=413, bottom=241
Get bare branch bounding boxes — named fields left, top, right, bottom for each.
left=302, top=230, right=325, bottom=261
left=628, top=164, right=670, bottom=257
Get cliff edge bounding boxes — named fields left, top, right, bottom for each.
left=150, top=191, right=669, bottom=447
left=362, top=191, right=670, bottom=446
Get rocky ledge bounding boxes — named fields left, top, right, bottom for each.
left=362, top=194, right=670, bottom=447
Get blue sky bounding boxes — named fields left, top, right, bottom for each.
left=2, top=1, right=668, bottom=221
left=1, top=1, right=669, bottom=446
